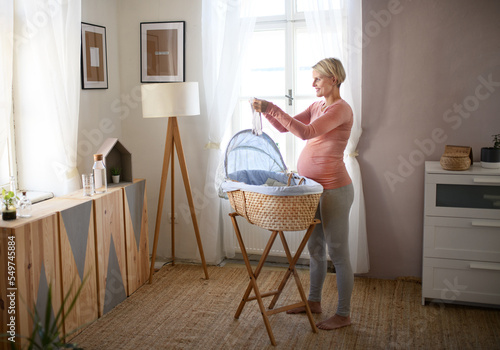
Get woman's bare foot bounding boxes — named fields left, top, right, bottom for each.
left=286, top=300, right=322, bottom=314
left=316, top=314, right=351, bottom=330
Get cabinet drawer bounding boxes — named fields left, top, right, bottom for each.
left=422, top=257, right=500, bottom=306
left=424, top=217, right=500, bottom=262
left=425, top=173, right=500, bottom=219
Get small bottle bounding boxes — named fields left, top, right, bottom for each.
left=17, top=192, right=32, bottom=218
left=93, top=154, right=107, bottom=194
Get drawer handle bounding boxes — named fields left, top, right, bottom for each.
left=469, top=262, right=500, bottom=271
left=471, top=220, right=500, bottom=228
left=473, top=177, right=500, bottom=184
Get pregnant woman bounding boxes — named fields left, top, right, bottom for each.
left=252, top=57, right=354, bottom=330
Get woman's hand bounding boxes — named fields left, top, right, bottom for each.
left=252, top=98, right=269, bottom=113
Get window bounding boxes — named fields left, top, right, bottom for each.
left=1, top=1, right=80, bottom=197
left=234, top=0, right=320, bottom=171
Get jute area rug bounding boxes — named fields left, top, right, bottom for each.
left=72, top=264, right=500, bottom=349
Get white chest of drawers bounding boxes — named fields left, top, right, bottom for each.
left=422, top=161, right=500, bottom=306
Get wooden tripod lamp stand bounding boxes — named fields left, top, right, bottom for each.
left=141, top=82, right=209, bottom=282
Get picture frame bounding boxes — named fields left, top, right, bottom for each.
left=81, top=22, right=108, bottom=89
left=140, top=21, right=185, bottom=83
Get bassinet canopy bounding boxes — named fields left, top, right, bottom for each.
left=224, top=129, right=287, bottom=178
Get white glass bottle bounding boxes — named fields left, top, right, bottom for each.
left=93, top=154, right=107, bottom=194
left=17, top=192, right=32, bottom=218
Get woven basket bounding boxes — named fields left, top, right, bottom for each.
left=440, top=153, right=471, bottom=171
left=227, top=190, right=321, bottom=231
left=440, top=145, right=473, bottom=171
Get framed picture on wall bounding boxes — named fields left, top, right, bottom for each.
left=140, top=21, right=185, bottom=83
left=81, top=22, right=108, bottom=89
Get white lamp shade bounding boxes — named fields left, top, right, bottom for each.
left=141, top=82, right=200, bottom=118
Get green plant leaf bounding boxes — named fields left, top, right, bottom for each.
left=0, top=272, right=90, bottom=349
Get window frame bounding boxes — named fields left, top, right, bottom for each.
left=235, top=1, right=314, bottom=171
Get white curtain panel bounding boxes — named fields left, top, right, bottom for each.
left=344, top=0, right=369, bottom=274
left=303, top=0, right=369, bottom=273
left=200, top=0, right=256, bottom=262
left=13, top=0, right=81, bottom=196
left=0, top=1, right=14, bottom=185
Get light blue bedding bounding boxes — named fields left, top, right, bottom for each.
left=221, top=170, right=323, bottom=196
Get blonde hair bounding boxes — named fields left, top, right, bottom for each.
left=312, top=58, right=346, bottom=87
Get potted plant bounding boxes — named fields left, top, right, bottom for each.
left=481, top=134, right=500, bottom=169
left=111, top=167, right=121, bottom=184
left=1, top=189, right=18, bottom=221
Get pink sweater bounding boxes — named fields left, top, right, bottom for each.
left=263, top=100, right=353, bottom=190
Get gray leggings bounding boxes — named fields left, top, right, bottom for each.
left=307, top=183, right=354, bottom=317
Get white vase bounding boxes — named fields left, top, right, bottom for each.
left=112, top=175, right=120, bottom=184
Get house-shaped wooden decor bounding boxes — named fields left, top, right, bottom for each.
left=96, top=138, right=133, bottom=183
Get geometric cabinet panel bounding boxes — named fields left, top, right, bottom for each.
left=123, top=179, right=149, bottom=295
left=58, top=199, right=98, bottom=339
left=0, top=213, right=60, bottom=350
left=93, top=188, right=127, bottom=316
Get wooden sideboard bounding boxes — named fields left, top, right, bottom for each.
left=0, top=179, right=149, bottom=349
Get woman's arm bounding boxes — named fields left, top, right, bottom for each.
left=264, top=112, right=289, bottom=133
left=253, top=99, right=311, bottom=134
left=265, top=102, right=350, bottom=140
left=263, top=107, right=312, bottom=133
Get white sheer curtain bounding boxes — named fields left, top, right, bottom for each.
left=13, top=0, right=81, bottom=196
left=0, top=1, right=14, bottom=186
left=200, top=0, right=256, bottom=263
left=303, top=0, right=369, bottom=273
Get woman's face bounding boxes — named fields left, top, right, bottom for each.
left=312, top=70, right=335, bottom=98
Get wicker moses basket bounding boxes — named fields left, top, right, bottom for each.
left=220, top=130, right=323, bottom=231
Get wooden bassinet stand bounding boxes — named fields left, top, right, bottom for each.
left=229, top=213, right=320, bottom=346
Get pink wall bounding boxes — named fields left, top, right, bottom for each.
left=360, top=0, right=500, bottom=278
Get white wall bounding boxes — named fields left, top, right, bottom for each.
left=80, top=0, right=214, bottom=265
left=360, top=0, right=500, bottom=278
left=117, top=0, right=213, bottom=264
left=79, top=0, right=122, bottom=174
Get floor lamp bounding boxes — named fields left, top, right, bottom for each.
left=141, top=82, right=209, bottom=282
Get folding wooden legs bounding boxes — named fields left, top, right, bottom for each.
left=229, top=213, right=320, bottom=346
